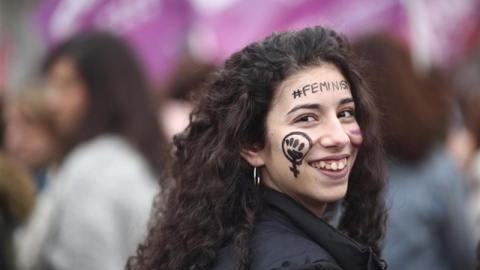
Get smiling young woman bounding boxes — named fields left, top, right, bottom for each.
left=241, top=64, right=363, bottom=218
left=129, top=26, right=387, bottom=270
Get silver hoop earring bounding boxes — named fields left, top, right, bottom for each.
left=253, top=167, right=261, bottom=188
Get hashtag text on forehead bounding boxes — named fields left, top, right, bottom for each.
left=291, top=80, right=349, bottom=99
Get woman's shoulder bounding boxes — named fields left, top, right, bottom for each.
left=59, top=135, right=153, bottom=176
left=53, top=134, right=157, bottom=196
left=271, top=261, right=343, bottom=270
left=67, top=134, right=140, bottom=163
left=212, top=209, right=339, bottom=270
left=250, top=209, right=339, bottom=269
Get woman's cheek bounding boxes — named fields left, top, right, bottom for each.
left=281, top=131, right=313, bottom=178
left=349, top=128, right=363, bottom=149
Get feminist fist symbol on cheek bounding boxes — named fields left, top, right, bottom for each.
left=282, top=132, right=313, bottom=178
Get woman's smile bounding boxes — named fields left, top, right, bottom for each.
left=308, top=154, right=350, bottom=179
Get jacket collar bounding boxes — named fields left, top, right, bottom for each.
left=262, top=187, right=385, bottom=270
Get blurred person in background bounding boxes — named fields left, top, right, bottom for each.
left=158, top=53, right=216, bottom=141
left=354, top=33, right=476, bottom=270
left=452, top=46, right=480, bottom=243
left=477, top=241, right=480, bottom=270
left=16, top=31, right=167, bottom=270
left=0, top=154, right=36, bottom=270
left=0, top=99, right=36, bottom=270
left=3, top=82, right=59, bottom=193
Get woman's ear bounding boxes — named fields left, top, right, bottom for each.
left=240, top=145, right=265, bottom=167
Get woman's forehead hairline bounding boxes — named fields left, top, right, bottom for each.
left=272, top=63, right=343, bottom=103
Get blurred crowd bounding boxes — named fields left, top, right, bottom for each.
left=0, top=0, right=479, bottom=269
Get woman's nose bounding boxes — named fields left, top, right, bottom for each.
left=318, top=118, right=349, bottom=149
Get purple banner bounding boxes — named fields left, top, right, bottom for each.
left=33, top=0, right=193, bottom=85
left=33, top=0, right=479, bottom=83
left=191, top=0, right=405, bottom=63
left=190, top=0, right=479, bottom=69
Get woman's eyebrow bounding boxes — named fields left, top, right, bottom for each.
left=286, top=97, right=353, bottom=116
left=340, top=97, right=354, bottom=105
left=286, top=103, right=321, bottom=116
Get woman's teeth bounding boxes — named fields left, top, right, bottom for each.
left=310, top=158, right=347, bottom=171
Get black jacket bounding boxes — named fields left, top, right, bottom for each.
left=212, top=188, right=386, bottom=270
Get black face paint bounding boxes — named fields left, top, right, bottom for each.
left=282, top=131, right=313, bottom=177
left=291, top=80, right=349, bottom=99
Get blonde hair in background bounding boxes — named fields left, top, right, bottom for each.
left=3, top=82, right=56, bottom=136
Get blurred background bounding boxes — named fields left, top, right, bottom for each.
left=1, top=0, right=479, bottom=91
left=0, top=0, right=479, bottom=269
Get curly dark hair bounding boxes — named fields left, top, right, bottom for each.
left=128, top=26, right=386, bottom=270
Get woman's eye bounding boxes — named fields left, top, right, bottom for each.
left=338, top=109, right=354, bottom=118
left=297, top=115, right=316, bottom=122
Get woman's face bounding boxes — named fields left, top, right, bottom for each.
left=251, top=64, right=362, bottom=216
left=4, top=103, right=57, bottom=171
left=45, top=57, right=89, bottom=138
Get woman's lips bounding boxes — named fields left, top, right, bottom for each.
left=309, top=157, right=347, bottom=170
left=308, top=157, right=349, bottom=179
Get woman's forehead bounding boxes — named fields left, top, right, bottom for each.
left=273, top=64, right=347, bottom=104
